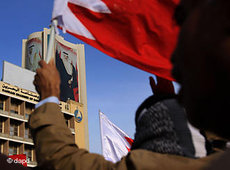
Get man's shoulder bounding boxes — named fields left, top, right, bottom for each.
left=204, top=149, right=230, bottom=170
left=118, top=149, right=219, bottom=170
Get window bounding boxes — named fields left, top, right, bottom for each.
left=0, top=101, right=3, bottom=111
left=25, top=123, right=31, bottom=139
left=24, top=145, right=33, bottom=161
left=25, top=114, right=29, bottom=120
left=9, top=142, right=18, bottom=155
left=64, top=115, right=74, bottom=129
left=25, top=103, right=34, bottom=117
left=0, top=95, right=5, bottom=110
left=64, top=115, right=71, bottom=128
left=65, top=104, right=70, bottom=111
left=10, top=98, right=20, bottom=114
left=0, top=118, right=3, bottom=133
left=0, top=140, right=3, bottom=153
left=70, top=117, right=74, bottom=129
left=10, top=120, right=19, bottom=136
left=65, top=119, right=69, bottom=127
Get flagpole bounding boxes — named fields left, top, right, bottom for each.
left=45, top=19, right=58, bottom=63
left=99, top=110, right=104, bottom=155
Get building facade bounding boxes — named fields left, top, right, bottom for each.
left=21, top=28, right=89, bottom=149
left=0, top=81, right=87, bottom=167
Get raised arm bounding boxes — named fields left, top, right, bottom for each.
left=30, top=59, right=114, bottom=170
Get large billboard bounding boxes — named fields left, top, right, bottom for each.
left=21, top=28, right=85, bottom=103
left=22, top=28, right=89, bottom=148
left=55, top=39, right=79, bottom=102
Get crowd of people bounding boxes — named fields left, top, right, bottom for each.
left=1, top=0, right=230, bottom=169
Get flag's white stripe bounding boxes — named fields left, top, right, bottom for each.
left=63, top=7, right=95, bottom=39
left=52, top=0, right=69, bottom=18
left=52, top=0, right=95, bottom=40
left=187, top=122, right=207, bottom=158
left=69, top=0, right=111, bottom=13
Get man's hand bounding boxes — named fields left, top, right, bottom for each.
left=149, top=76, right=175, bottom=95
left=33, top=59, right=60, bottom=100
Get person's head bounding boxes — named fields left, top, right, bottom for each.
left=171, top=0, right=230, bottom=139
left=28, top=45, right=34, bottom=56
left=61, top=51, right=73, bottom=75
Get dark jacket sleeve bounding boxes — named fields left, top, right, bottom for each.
left=29, top=103, right=114, bottom=170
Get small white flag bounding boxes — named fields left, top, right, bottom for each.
left=99, top=112, right=133, bottom=163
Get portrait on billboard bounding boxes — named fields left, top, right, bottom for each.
left=25, top=37, right=42, bottom=72
left=55, top=40, right=79, bottom=102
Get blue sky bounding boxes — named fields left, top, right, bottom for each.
left=0, top=1, right=179, bottom=154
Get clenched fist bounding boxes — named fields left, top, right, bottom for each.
left=33, top=59, right=61, bottom=100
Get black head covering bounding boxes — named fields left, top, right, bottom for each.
left=132, top=95, right=198, bottom=158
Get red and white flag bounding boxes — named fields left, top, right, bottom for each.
left=99, top=112, right=133, bottom=163
left=52, top=0, right=180, bottom=80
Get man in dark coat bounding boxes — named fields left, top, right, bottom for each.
left=30, top=0, right=230, bottom=169
left=31, top=60, right=219, bottom=170
left=131, top=76, right=209, bottom=158
left=171, top=0, right=230, bottom=169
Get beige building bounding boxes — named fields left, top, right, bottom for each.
left=0, top=28, right=89, bottom=167
left=0, top=80, right=88, bottom=167
left=21, top=28, right=89, bottom=149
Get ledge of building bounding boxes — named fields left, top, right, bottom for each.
left=0, top=133, right=34, bottom=145
left=27, top=161, right=37, bottom=167
left=0, top=110, right=28, bottom=122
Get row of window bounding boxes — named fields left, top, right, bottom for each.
left=0, top=95, right=75, bottom=134
left=0, top=93, right=77, bottom=164
left=0, top=95, right=34, bottom=116
left=1, top=95, right=74, bottom=128
left=1, top=115, right=73, bottom=135
left=0, top=118, right=31, bottom=139
left=0, top=140, right=34, bottom=161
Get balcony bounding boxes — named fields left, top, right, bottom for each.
left=0, top=109, right=9, bottom=116
left=9, top=112, right=24, bottom=120
left=69, top=128, right=75, bottom=134
left=11, top=135, right=24, bottom=141
left=0, top=110, right=27, bottom=122
left=0, top=132, right=8, bottom=138
left=27, top=161, right=37, bottom=168
left=24, top=138, right=33, bottom=143
left=62, top=110, right=74, bottom=116
left=0, top=133, right=33, bottom=145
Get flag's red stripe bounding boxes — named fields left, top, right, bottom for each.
left=66, top=1, right=179, bottom=80
left=125, top=136, right=134, bottom=146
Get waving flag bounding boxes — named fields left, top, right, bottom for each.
left=99, top=112, right=133, bottom=163
left=52, top=0, right=179, bottom=80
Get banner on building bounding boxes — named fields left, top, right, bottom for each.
left=55, top=38, right=79, bottom=102
left=24, top=32, right=43, bottom=72
left=21, top=28, right=86, bottom=103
